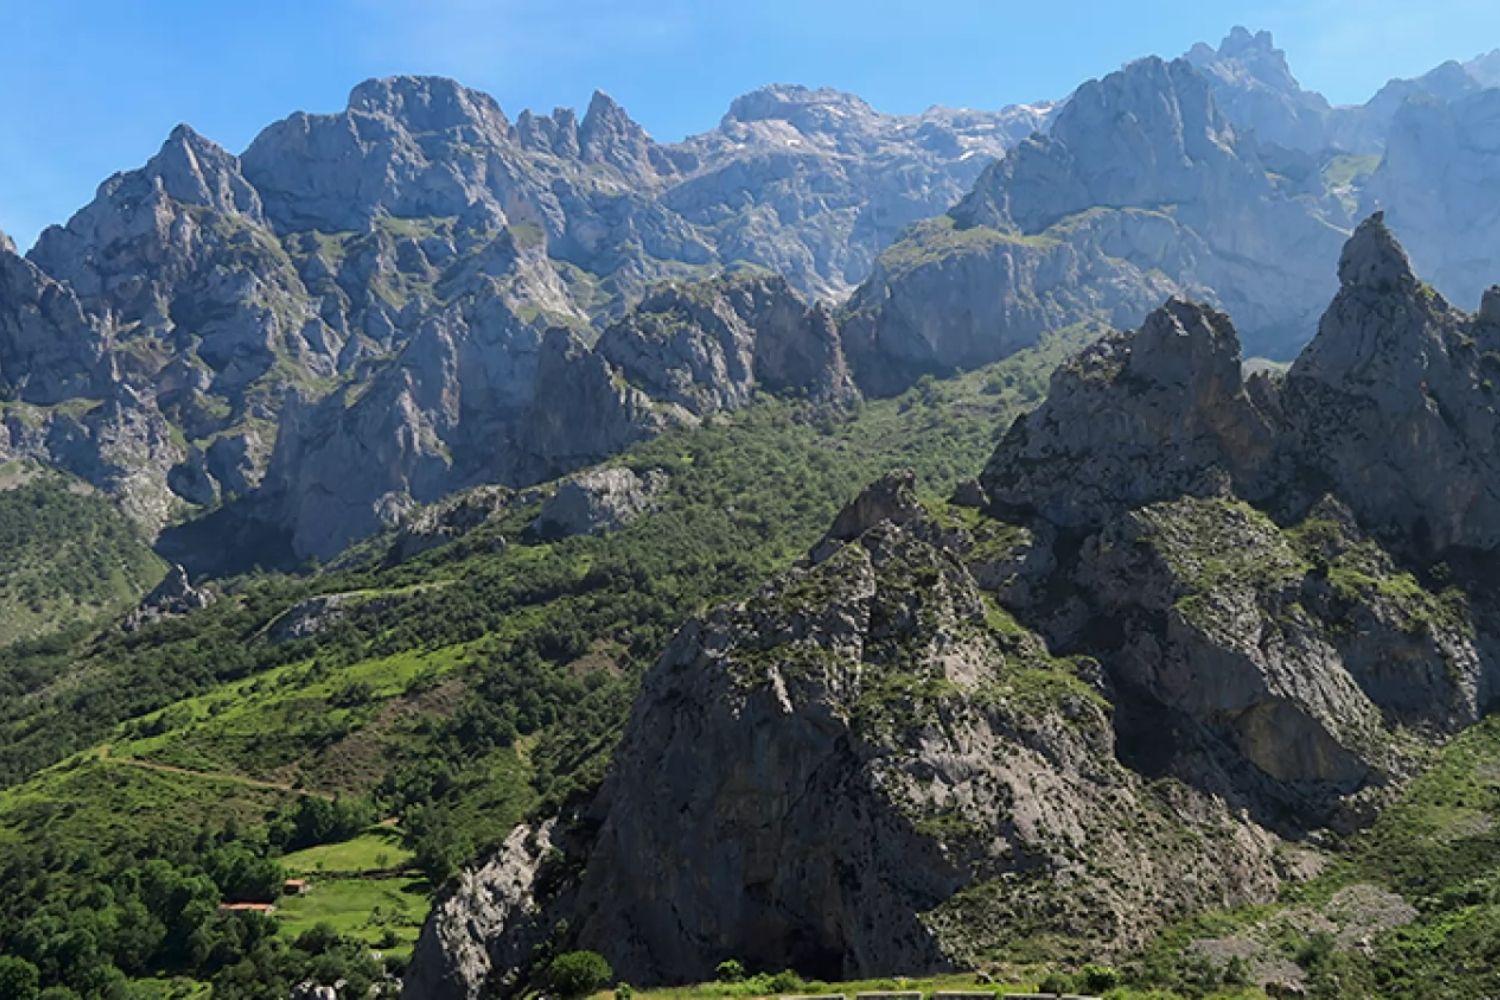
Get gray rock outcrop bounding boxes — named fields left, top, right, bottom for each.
left=1283, top=213, right=1500, bottom=556
left=407, top=217, right=1500, bottom=996
left=266, top=590, right=405, bottom=643
left=594, top=272, right=858, bottom=415
left=407, top=479, right=1283, bottom=997
left=122, top=563, right=213, bottom=631
left=387, top=485, right=519, bottom=562
left=529, top=467, right=665, bottom=540
left=981, top=297, right=1277, bottom=528
left=0, top=246, right=106, bottom=404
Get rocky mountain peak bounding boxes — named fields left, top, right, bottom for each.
left=980, top=296, right=1274, bottom=528
left=146, top=123, right=265, bottom=222
left=0, top=227, right=13, bottom=255
left=722, top=84, right=874, bottom=128
left=347, top=74, right=511, bottom=135
left=811, top=469, right=923, bottom=562
left=1189, top=26, right=1304, bottom=94
left=1218, top=25, right=1277, bottom=59
left=1062, top=55, right=1233, bottom=151
left=959, top=55, right=1242, bottom=233
left=1467, top=48, right=1500, bottom=86
left=1418, top=60, right=1482, bottom=97
left=577, top=89, right=665, bottom=177
left=1128, top=295, right=1245, bottom=386
left=1289, top=216, right=1457, bottom=420
left=1180, top=26, right=1341, bottom=156
left=579, top=89, right=632, bottom=133
left=1334, top=212, right=1417, bottom=294
left=515, top=106, right=581, bottom=157
left=1481, top=286, right=1500, bottom=327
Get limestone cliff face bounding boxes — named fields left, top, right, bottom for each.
left=0, top=246, right=106, bottom=404
left=260, top=271, right=856, bottom=560
left=5, top=74, right=1018, bottom=557
left=978, top=216, right=1498, bottom=818
left=408, top=218, right=1500, bottom=996
left=1364, top=89, right=1500, bottom=312
left=32, top=124, right=338, bottom=394
left=1183, top=28, right=1333, bottom=155
left=406, top=476, right=1284, bottom=998
left=845, top=55, right=1347, bottom=393
left=596, top=273, right=858, bottom=415
left=981, top=297, right=1276, bottom=528
left=1284, top=214, right=1500, bottom=557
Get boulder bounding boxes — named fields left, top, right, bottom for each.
left=529, top=467, right=666, bottom=540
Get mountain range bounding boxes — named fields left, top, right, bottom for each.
left=9, top=23, right=1500, bottom=1000
left=4, top=28, right=1500, bottom=569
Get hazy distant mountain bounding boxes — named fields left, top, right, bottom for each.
left=1366, top=86, right=1500, bottom=310
left=842, top=54, right=1346, bottom=392
left=1185, top=27, right=1497, bottom=156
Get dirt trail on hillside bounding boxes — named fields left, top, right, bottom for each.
left=96, top=745, right=335, bottom=800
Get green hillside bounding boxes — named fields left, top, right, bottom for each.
left=0, top=328, right=1090, bottom=998
left=0, top=460, right=165, bottom=645
left=4, top=321, right=1500, bottom=999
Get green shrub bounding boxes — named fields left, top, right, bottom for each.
left=1039, top=971, right=1076, bottom=993
left=1080, top=964, right=1122, bottom=991
left=615, top=984, right=635, bottom=1000
left=0, top=957, right=40, bottom=1000
left=766, top=970, right=804, bottom=992
left=716, top=959, right=747, bottom=983
left=544, top=950, right=614, bottom=998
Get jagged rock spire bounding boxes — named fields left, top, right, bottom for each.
left=1336, top=211, right=1417, bottom=294
left=980, top=296, right=1274, bottom=528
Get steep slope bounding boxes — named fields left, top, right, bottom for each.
left=665, top=85, right=1052, bottom=299
left=0, top=340, right=1070, bottom=998
left=408, top=217, right=1500, bottom=996
left=1364, top=88, right=1500, bottom=311
left=1184, top=27, right=1334, bottom=154
left=0, top=461, right=165, bottom=644
left=253, top=270, right=857, bottom=560
left=844, top=55, right=1347, bottom=392
left=405, top=475, right=1285, bottom=998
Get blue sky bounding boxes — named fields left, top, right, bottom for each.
left=3, top=0, right=1498, bottom=249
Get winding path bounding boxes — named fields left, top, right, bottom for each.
left=95, top=744, right=336, bottom=800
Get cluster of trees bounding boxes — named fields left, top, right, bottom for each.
left=0, top=474, right=163, bottom=630
left=0, top=827, right=390, bottom=999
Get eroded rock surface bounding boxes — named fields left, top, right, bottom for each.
left=408, top=218, right=1500, bottom=996
left=529, top=467, right=666, bottom=540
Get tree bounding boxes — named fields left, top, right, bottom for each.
left=406, top=806, right=472, bottom=887
left=543, top=950, right=613, bottom=999
left=0, top=956, right=41, bottom=1000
